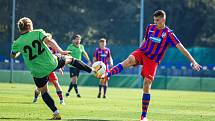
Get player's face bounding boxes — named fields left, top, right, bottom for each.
left=99, top=41, right=106, bottom=48
left=74, top=37, right=81, bottom=44
left=153, top=16, right=165, bottom=28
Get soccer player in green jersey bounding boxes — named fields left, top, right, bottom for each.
left=65, top=34, right=91, bottom=98
left=10, top=17, right=96, bottom=120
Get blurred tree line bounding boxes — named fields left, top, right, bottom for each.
left=0, top=0, right=215, bottom=57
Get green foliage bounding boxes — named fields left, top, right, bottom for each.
left=0, top=0, right=215, bottom=57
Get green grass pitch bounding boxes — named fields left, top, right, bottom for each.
left=0, top=83, right=215, bottom=121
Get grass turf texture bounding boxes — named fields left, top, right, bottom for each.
left=0, top=83, right=215, bottom=121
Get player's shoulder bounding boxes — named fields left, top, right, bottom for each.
left=147, top=24, right=156, bottom=28
left=32, top=29, right=45, bottom=33
left=80, top=44, right=84, bottom=47
left=14, top=35, right=24, bottom=44
left=105, top=47, right=110, bottom=51
left=165, top=26, right=173, bottom=33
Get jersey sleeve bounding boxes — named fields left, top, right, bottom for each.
left=167, top=31, right=181, bottom=46
left=38, top=29, right=48, bottom=42
left=11, top=41, right=20, bottom=54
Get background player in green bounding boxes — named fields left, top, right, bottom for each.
left=65, top=34, right=91, bottom=98
left=11, top=17, right=97, bottom=120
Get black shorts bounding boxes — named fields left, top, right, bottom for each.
left=33, top=76, right=49, bottom=88
left=69, top=66, right=80, bottom=77
left=34, top=55, right=66, bottom=88
left=54, top=55, right=66, bottom=71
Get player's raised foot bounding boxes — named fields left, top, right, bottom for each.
left=50, top=113, right=61, bottom=120
left=32, top=98, right=38, bottom=103
left=103, top=95, right=106, bottom=98
left=97, top=93, right=101, bottom=98
left=140, top=116, right=148, bottom=121
left=77, top=94, right=81, bottom=98
left=60, top=100, right=65, bottom=105
left=65, top=92, right=70, bottom=97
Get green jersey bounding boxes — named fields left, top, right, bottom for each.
left=66, top=44, right=85, bottom=60
left=66, top=44, right=86, bottom=67
left=11, top=29, right=58, bottom=78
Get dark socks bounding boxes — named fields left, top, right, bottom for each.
left=103, top=85, right=107, bottom=96
left=73, top=84, right=79, bottom=94
left=70, top=59, right=92, bottom=73
left=42, top=92, right=57, bottom=112
left=56, top=91, right=63, bottom=100
left=34, top=90, right=40, bottom=99
left=107, top=63, right=124, bottom=77
left=68, top=82, right=73, bottom=92
left=98, top=84, right=102, bottom=94
left=141, top=93, right=150, bottom=117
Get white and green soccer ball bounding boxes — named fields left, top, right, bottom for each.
left=92, top=61, right=106, bottom=75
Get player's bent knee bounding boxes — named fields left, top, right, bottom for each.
left=123, top=55, right=136, bottom=67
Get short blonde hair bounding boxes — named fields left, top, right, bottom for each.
left=17, top=17, right=32, bottom=32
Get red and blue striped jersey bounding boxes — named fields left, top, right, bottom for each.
left=93, top=47, right=111, bottom=66
left=139, top=24, right=180, bottom=63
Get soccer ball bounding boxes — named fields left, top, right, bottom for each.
left=92, top=61, right=106, bottom=75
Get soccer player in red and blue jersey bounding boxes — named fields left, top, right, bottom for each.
left=100, top=10, right=202, bottom=121
left=93, top=38, right=113, bottom=98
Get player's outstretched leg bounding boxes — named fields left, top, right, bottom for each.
left=65, top=56, right=93, bottom=73
left=39, top=84, right=61, bottom=120
left=107, top=63, right=124, bottom=77
left=33, top=88, right=40, bottom=103
left=105, top=55, right=136, bottom=78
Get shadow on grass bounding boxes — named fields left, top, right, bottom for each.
left=0, top=117, right=41, bottom=120
left=0, top=117, right=118, bottom=121
left=0, top=101, right=32, bottom=104
left=66, top=119, right=115, bottom=121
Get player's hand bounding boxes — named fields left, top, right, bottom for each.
left=110, top=63, right=113, bottom=68
left=191, top=61, right=202, bottom=71
left=60, top=50, right=70, bottom=55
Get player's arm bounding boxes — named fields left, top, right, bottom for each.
left=176, top=43, right=202, bottom=71
left=58, top=68, right=64, bottom=76
left=10, top=41, right=21, bottom=58
left=10, top=52, right=21, bottom=58
left=109, top=56, right=113, bottom=67
left=108, top=50, right=113, bottom=67
left=44, top=37, right=69, bottom=55
left=93, top=57, right=97, bottom=62
left=83, top=51, right=91, bottom=65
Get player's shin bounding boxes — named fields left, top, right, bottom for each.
left=107, top=63, right=124, bottom=77
left=70, top=58, right=92, bottom=73
left=141, top=93, right=150, bottom=118
left=34, top=89, right=40, bottom=99
left=41, top=91, right=58, bottom=113
left=56, top=90, right=63, bottom=100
